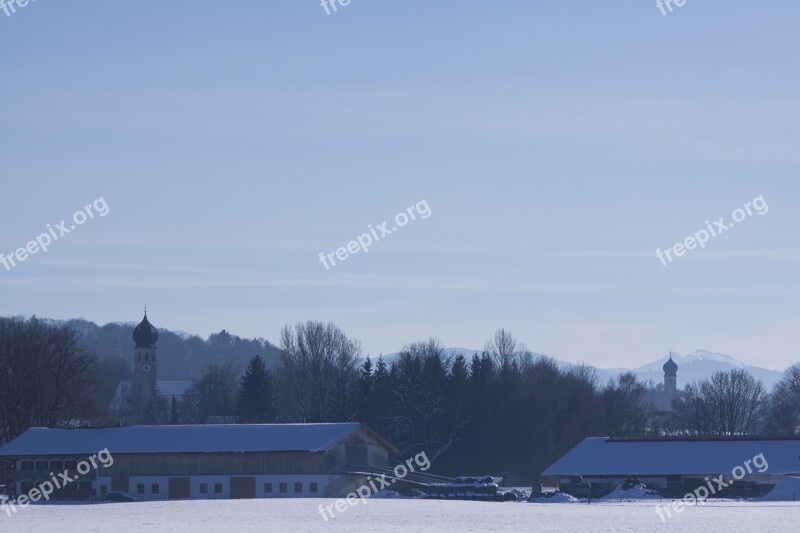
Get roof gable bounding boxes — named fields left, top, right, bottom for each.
left=542, top=437, right=800, bottom=477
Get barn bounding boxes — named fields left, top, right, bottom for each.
left=0, top=423, right=396, bottom=501
left=541, top=436, right=800, bottom=498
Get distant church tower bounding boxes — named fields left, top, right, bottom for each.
left=662, top=353, right=678, bottom=409
left=132, top=311, right=159, bottom=407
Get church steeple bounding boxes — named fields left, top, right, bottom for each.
left=132, top=310, right=158, bottom=408
left=662, top=352, right=678, bottom=409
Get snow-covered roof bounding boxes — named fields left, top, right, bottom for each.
left=542, top=437, right=800, bottom=477
left=0, top=423, right=374, bottom=456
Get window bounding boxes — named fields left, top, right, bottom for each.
left=279, top=482, right=287, bottom=494
left=152, top=484, right=160, bottom=494
left=20, top=482, right=34, bottom=493
left=214, top=483, right=222, bottom=494
left=200, top=483, right=208, bottom=494
left=137, top=484, right=145, bottom=495
left=294, top=482, right=302, bottom=493
left=35, top=460, right=48, bottom=471
left=263, top=483, right=272, bottom=493
left=65, top=460, right=78, bottom=471
left=79, top=481, right=93, bottom=492
left=20, top=461, right=33, bottom=471
left=310, top=482, right=318, bottom=493
left=50, top=460, right=63, bottom=471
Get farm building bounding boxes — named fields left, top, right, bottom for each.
left=541, top=436, right=800, bottom=498
left=0, top=423, right=396, bottom=501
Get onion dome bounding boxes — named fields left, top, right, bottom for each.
left=133, top=312, right=158, bottom=348
left=663, top=354, right=678, bottom=377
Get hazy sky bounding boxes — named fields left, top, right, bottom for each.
left=2, top=1, right=799, bottom=370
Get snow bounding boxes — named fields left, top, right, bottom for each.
left=0, top=424, right=363, bottom=455
left=0, top=499, right=798, bottom=533
left=756, top=476, right=800, bottom=502
left=543, top=437, right=794, bottom=476
left=531, top=492, right=579, bottom=503
left=599, top=484, right=660, bottom=501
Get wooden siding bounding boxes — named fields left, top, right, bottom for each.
left=104, top=452, right=325, bottom=477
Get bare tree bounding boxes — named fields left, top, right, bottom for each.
left=181, top=362, right=240, bottom=423
left=485, top=328, right=527, bottom=368
left=0, top=317, right=96, bottom=444
left=279, top=321, right=360, bottom=422
left=764, top=364, right=800, bottom=434
left=673, top=370, right=766, bottom=435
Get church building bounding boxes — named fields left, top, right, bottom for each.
left=109, top=312, right=192, bottom=424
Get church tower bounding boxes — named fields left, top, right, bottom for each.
left=662, top=353, right=678, bottom=409
left=132, top=311, right=159, bottom=407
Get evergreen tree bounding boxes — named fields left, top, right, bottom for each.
left=237, top=355, right=276, bottom=423
left=372, top=356, right=393, bottom=438
left=170, top=395, right=180, bottom=424
left=355, top=357, right=375, bottom=424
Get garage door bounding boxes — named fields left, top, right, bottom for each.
left=230, top=477, right=256, bottom=499
left=168, top=477, right=190, bottom=499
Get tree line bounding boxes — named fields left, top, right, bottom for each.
left=1, top=316, right=799, bottom=482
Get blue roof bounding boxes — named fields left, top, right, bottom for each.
left=0, top=423, right=367, bottom=456
left=542, top=437, right=800, bottom=477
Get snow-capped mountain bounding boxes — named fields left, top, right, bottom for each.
left=627, top=349, right=783, bottom=389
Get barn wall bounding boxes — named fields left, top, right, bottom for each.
left=96, top=474, right=326, bottom=500
left=105, top=452, right=325, bottom=477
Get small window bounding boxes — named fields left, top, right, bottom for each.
left=214, top=483, right=222, bottom=494
left=263, top=482, right=272, bottom=493
left=200, top=483, right=208, bottom=494
left=310, top=482, right=318, bottom=493
left=294, top=482, right=302, bottom=493
left=279, top=482, right=287, bottom=494
left=137, top=484, right=145, bottom=494
left=152, top=484, right=160, bottom=494
left=79, top=481, right=93, bottom=492
left=35, top=460, right=48, bottom=471
left=20, top=482, right=33, bottom=493
left=20, top=461, right=33, bottom=471
left=65, top=460, right=78, bottom=470
left=50, top=460, right=63, bottom=471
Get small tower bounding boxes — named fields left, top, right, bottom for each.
left=132, top=311, right=159, bottom=407
left=662, top=352, right=678, bottom=408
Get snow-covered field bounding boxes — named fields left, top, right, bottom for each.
left=1, top=499, right=798, bottom=533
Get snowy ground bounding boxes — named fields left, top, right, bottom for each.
left=1, top=499, right=798, bottom=533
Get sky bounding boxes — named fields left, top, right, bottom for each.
left=1, top=1, right=799, bottom=370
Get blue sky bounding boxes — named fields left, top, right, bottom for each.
left=1, top=1, right=799, bottom=369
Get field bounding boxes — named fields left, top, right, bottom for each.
left=1, top=499, right=797, bottom=533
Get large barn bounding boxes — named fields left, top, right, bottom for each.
left=0, top=423, right=396, bottom=501
left=541, top=436, right=800, bottom=498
